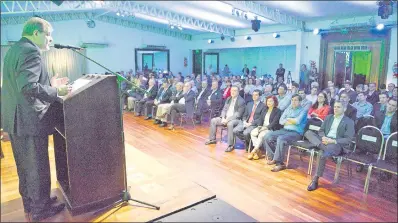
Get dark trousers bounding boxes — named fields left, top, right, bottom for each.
left=135, top=98, right=151, bottom=115
left=170, top=103, right=186, bottom=124
left=304, top=131, right=343, bottom=177
left=9, top=134, right=52, bottom=212
left=144, top=100, right=155, bottom=117
left=194, top=100, right=209, bottom=119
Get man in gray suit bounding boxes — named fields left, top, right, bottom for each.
left=233, top=90, right=265, bottom=148
left=205, top=86, right=245, bottom=152
left=1, top=17, right=68, bottom=221
left=305, top=100, right=355, bottom=191
left=167, top=82, right=196, bottom=130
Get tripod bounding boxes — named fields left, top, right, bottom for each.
left=69, top=49, right=160, bottom=219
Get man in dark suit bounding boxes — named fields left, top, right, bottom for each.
left=330, top=91, right=357, bottom=122
left=1, top=17, right=67, bottom=221
left=366, top=82, right=379, bottom=105
left=233, top=90, right=265, bottom=148
left=154, top=82, right=184, bottom=127
left=206, top=81, right=223, bottom=119
left=168, top=82, right=196, bottom=130
left=193, top=81, right=211, bottom=124
left=305, top=100, right=355, bottom=191
left=135, top=78, right=157, bottom=116
left=275, top=63, right=285, bottom=82
left=205, top=86, right=245, bottom=152
left=374, top=99, right=397, bottom=139
left=371, top=92, right=389, bottom=116
left=145, top=78, right=172, bottom=120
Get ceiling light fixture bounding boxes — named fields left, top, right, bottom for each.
left=208, top=39, right=214, bottom=44
left=376, top=23, right=385, bottom=30
left=245, top=36, right=251, bottom=40
left=273, top=33, right=280, bottom=38
left=221, top=34, right=225, bottom=40
left=313, top=28, right=320, bottom=35
left=177, top=24, right=183, bottom=30
left=230, top=37, right=235, bottom=42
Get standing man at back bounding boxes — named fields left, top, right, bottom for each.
left=1, top=17, right=69, bottom=221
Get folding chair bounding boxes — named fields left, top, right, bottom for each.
left=333, top=125, right=384, bottom=185
left=286, top=117, right=323, bottom=175
left=364, top=132, right=397, bottom=194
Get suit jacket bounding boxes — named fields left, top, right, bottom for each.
left=330, top=104, right=357, bottom=121
left=366, top=90, right=379, bottom=105
left=183, top=90, right=196, bottom=117
left=374, top=112, right=397, bottom=134
left=220, top=96, right=245, bottom=122
left=260, top=107, right=283, bottom=131
left=208, top=89, right=223, bottom=109
left=143, top=85, right=158, bottom=100
left=243, top=101, right=265, bottom=127
left=319, top=114, right=355, bottom=151
left=371, top=102, right=386, bottom=116
left=170, top=90, right=184, bottom=103
left=196, top=87, right=211, bottom=103
left=156, top=86, right=173, bottom=104
left=1, top=37, right=58, bottom=136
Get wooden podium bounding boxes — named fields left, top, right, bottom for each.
left=52, top=75, right=125, bottom=215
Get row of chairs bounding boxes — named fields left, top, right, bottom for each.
left=286, top=117, right=397, bottom=194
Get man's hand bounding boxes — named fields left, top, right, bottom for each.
left=244, top=121, right=251, bottom=128
left=57, top=85, right=72, bottom=97
left=221, top=118, right=227, bottom=125
left=51, top=73, right=69, bottom=88
left=322, top=137, right=335, bottom=145
left=285, top=118, right=294, bottom=125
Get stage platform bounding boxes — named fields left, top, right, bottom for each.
left=1, top=112, right=397, bottom=222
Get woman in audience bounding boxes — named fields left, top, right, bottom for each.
left=308, top=92, right=330, bottom=120
left=222, top=80, right=232, bottom=100
left=249, top=96, right=282, bottom=160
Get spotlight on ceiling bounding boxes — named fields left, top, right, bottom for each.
left=230, top=37, right=235, bottom=42
left=208, top=39, right=214, bottom=44
left=116, top=11, right=120, bottom=16
left=313, top=28, right=320, bottom=35
left=273, top=33, right=280, bottom=38
left=177, top=24, right=183, bottom=30
left=170, top=24, right=175, bottom=29
left=232, top=9, right=235, bottom=16
left=86, top=19, right=96, bottom=28
left=236, top=11, right=240, bottom=16
left=245, top=36, right=251, bottom=40
left=376, top=23, right=385, bottom=30
left=221, top=34, right=225, bottom=41
left=244, top=13, right=248, bottom=20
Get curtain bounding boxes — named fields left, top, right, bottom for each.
left=1, top=45, right=87, bottom=87
left=352, top=51, right=372, bottom=79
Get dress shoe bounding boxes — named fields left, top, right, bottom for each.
left=134, top=113, right=141, bottom=117
left=144, top=116, right=152, bottom=120
left=266, top=160, right=276, bottom=165
left=168, top=125, right=175, bottom=130
left=225, top=146, right=234, bottom=152
left=159, top=122, right=167, bottom=127
left=24, top=196, right=58, bottom=213
left=153, top=119, right=161, bottom=124
left=271, top=164, right=286, bottom=172
left=31, top=202, right=65, bottom=222
left=253, top=150, right=262, bottom=160
left=307, top=179, right=319, bottom=191
left=205, top=140, right=217, bottom=145
left=195, top=120, right=201, bottom=124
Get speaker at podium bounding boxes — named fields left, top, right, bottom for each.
left=51, top=74, right=125, bottom=215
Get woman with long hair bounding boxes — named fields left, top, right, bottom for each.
left=249, top=96, right=282, bottom=160
left=308, top=92, right=330, bottom=120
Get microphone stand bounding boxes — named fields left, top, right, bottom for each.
left=69, top=48, right=160, bottom=219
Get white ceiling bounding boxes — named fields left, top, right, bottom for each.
left=0, top=1, right=387, bottom=36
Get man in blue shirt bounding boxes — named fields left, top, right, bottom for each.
left=263, top=94, right=308, bottom=172
left=375, top=99, right=397, bottom=139
left=352, top=91, right=373, bottom=119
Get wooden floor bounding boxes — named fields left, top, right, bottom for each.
left=1, top=111, right=397, bottom=222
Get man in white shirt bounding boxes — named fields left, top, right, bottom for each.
left=205, top=86, right=245, bottom=152
left=304, top=100, right=355, bottom=191
left=306, top=86, right=318, bottom=105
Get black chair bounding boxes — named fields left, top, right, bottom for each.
left=333, top=126, right=384, bottom=185
left=364, top=132, right=397, bottom=194
left=355, top=115, right=375, bottom=134
left=286, top=117, right=323, bottom=175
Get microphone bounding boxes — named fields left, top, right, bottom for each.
left=54, top=44, right=83, bottom=50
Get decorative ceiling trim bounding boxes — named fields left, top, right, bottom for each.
left=1, top=11, right=192, bottom=41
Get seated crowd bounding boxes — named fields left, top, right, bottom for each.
left=119, top=67, right=397, bottom=191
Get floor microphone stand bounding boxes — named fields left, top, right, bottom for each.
left=69, top=49, right=160, bottom=219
